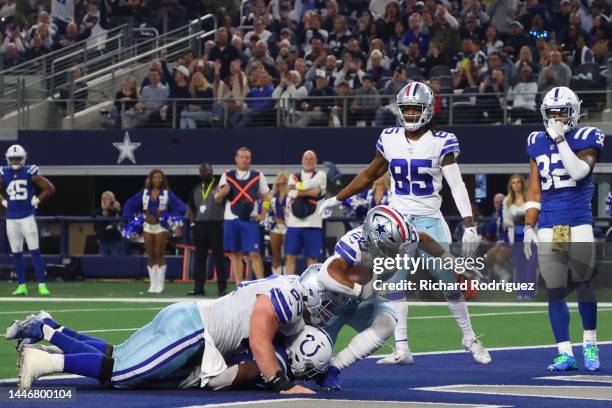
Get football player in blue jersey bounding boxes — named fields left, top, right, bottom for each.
left=523, top=86, right=605, bottom=372
left=0, top=145, right=55, bottom=296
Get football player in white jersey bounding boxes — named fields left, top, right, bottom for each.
left=9, top=275, right=316, bottom=394
left=524, top=86, right=604, bottom=371
left=319, top=81, right=490, bottom=365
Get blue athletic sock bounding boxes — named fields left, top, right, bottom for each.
left=49, top=330, right=105, bottom=355
left=42, top=318, right=60, bottom=330
left=64, top=353, right=105, bottom=379
left=57, top=326, right=107, bottom=344
left=12, top=252, right=25, bottom=284
left=82, top=340, right=111, bottom=355
left=576, top=281, right=597, bottom=331
left=548, top=288, right=570, bottom=343
left=30, top=249, right=46, bottom=283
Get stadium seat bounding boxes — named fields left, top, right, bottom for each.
left=429, top=65, right=452, bottom=79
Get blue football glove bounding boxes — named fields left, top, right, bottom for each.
left=320, top=365, right=341, bottom=391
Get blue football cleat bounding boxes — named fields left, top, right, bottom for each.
left=320, top=365, right=341, bottom=391
left=583, top=344, right=600, bottom=371
left=547, top=353, right=578, bottom=372
left=4, top=315, right=44, bottom=343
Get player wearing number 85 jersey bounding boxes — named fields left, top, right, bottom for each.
left=524, top=86, right=604, bottom=372
left=0, top=145, right=55, bottom=296
left=318, top=82, right=490, bottom=366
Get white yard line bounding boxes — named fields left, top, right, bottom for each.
left=0, top=307, right=163, bottom=315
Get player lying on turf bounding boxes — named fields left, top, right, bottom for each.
left=300, top=205, right=490, bottom=390
left=523, top=86, right=604, bottom=372
left=5, top=275, right=318, bottom=393
left=318, top=81, right=485, bottom=365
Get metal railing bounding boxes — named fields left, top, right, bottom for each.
left=6, top=89, right=606, bottom=130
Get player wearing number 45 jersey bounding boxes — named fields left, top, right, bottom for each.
left=319, top=81, right=489, bottom=365
left=524, top=86, right=604, bottom=372
left=0, top=145, right=55, bottom=296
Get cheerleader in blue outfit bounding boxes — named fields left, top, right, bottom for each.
left=124, top=169, right=186, bottom=293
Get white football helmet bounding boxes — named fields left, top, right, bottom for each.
left=540, top=86, right=581, bottom=133
left=299, top=264, right=343, bottom=328
left=5, top=145, right=27, bottom=170
left=287, top=325, right=333, bottom=380
left=395, top=81, right=434, bottom=131
left=362, top=205, right=419, bottom=257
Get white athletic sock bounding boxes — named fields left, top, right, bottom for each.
left=583, top=330, right=597, bottom=346
left=331, top=327, right=385, bottom=370
left=272, top=266, right=281, bottom=275
left=147, top=265, right=156, bottom=292
left=157, top=265, right=167, bottom=293
left=447, top=300, right=476, bottom=343
left=391, top=301, right=409, bottom=351
left=49, top=354, right=64, bottom=372
left=558, top=341, right=573, bottom=356
left=42, top=324, right=55, bottom=342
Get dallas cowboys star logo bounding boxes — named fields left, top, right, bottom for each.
left=370, top=216, right=391, bottom=239
left=113, top=131, right=141, bottom=164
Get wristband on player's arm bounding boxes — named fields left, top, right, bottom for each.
left=265, top=370, right=295, bottom=392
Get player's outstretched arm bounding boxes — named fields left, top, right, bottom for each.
left=523, top=160, right=541, bottom=259
left=249, top=295, right=315, bottom=394
left=32, top=175, right=55, bottom=203
left=336, top=150, right=389, bottom=202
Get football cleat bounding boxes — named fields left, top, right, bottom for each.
left=12, top=284, right=28, bottom=296
left=583, top=344, right=600, bottom=371
left=547, top=353, right=578, bottom=371
left=18, top=347, right=58, bottom=389
left=4, top=315, right=44, bottom=342
left=376, top=347, right=414, bottom=365
left=38, top=284, right=50, bottom=296
left=463, top=336, right=492, bottom=364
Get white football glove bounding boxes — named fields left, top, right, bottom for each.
left=1, top=199, right=6, bottom=208
left=318, top=196, right=341, bottom=219
left=546, top=118, right=565, bottom=140
left=461, top=226, right=480, bottom=257
left=31, top=196, right=40, bottom=208
left=523, top=225, right=538, bottom=259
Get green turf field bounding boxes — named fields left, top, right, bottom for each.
left=1, top=280, right=611, bottom=380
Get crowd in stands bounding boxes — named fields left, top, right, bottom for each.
left=3, top=0, right=610, bottom=127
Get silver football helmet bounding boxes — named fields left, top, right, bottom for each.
left=540, top=86, right=581, bottom=133
left=299, top=264, right=343, bottom=328
left=395, top=81, right=434, bottom=131
left=362, top=205, right=419, bottom=257
left=5, top=145, right=27, bottom=170
left=287, top=325, right=333, bottom=380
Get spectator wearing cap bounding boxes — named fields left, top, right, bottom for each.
left=248, top=40, right=278, bottom=79
left=349, top=74, right=380, bottom=126
left=459, top=15, right=484, bottom=41
left=483, top=26, right=504, bottom=55
left=160, top=50, right=191, bottom=126
left=503, top=21, right=529, bottom=59
left=306, top=54, right=338, bottom=85
left=552, top=0, right=574, bottom=39
left=231, top=70, right=274, bottom=128
left=374, top=67, right=408, bottom=126
left=508, top=66, right=539, bottom=124
left=279, top=27, right=295, bottom=44
left=537, top=49, right=572, bottom=93
left=430, top=4, right=461, bottom=59
left=296, top=69, right=334, bottom=127
left=486, top=0, right=517, bottom=34
left=571, top=34, right=595, bottom=67
left=376, top=1, right=402, bottom=42
left=244, top=17, right=272, bottom=45
left=367, top=49, right=392, bottom=84
left=328, top=15, right=351, bottom=58
left=403, top=13, right=430, bottom=56
left=208, top=27, right=239, bottom=80
left=460, top=0, right=490, bottom=26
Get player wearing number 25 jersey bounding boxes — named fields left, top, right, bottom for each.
left=0, top=145, right=55, bottom=296
left=524, top=86, right=604, bottom=372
